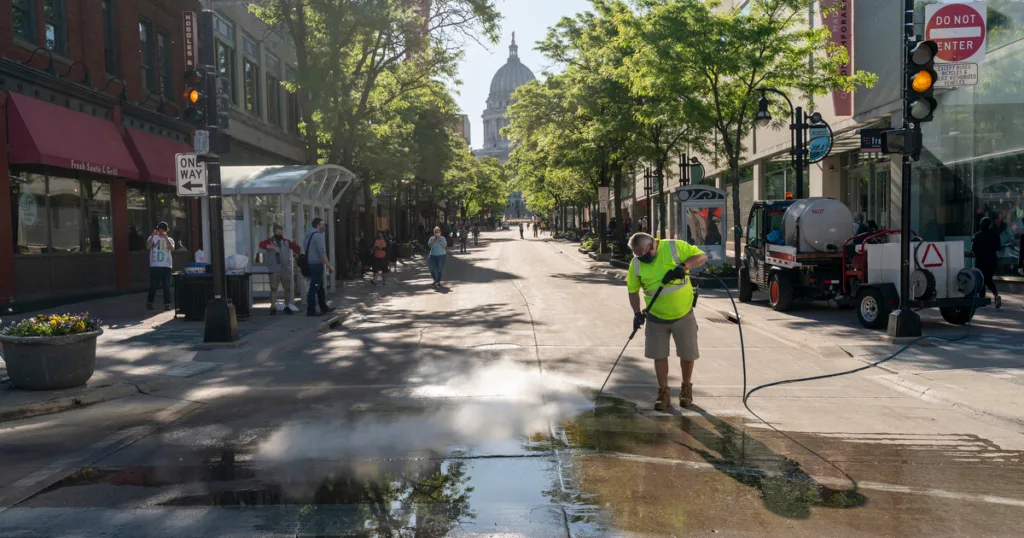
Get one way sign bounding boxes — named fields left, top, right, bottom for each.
left=175, top=153, right=208, bottom=197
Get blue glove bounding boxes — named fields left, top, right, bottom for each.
left=663, top=265, right=686, bottom=284
left=633, top=311, right=646, bottom=331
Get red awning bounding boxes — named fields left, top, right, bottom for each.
left=6, top=92, right=139, bottom=179
left=124, top=127, right=193, bottom=185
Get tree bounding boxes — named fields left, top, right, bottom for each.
left=637, top=0, right=876, bottom=270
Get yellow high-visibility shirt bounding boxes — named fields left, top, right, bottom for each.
left=627, top=239, right=703, bottom=321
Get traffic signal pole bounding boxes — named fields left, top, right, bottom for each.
left=199, top=9, right=239, bottom=343
left=889, top=0, right=922, bottom=338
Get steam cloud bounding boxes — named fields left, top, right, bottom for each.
left=257, top=361, right=593, bottom=464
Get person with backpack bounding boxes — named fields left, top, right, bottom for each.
left=302, top=218, right=335, bottom=317
left=146, top=222, right=175, bottom=311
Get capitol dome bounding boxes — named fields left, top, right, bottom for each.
left=488, top=37, right=536, bottom=101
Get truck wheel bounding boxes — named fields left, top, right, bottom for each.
left=768, top=272, right=794, bottom=312
left=856, top=288, right=890, bottom=329
left=739, top=267, right=754, bottom=303
left=940, top=306, right=974, bottom=326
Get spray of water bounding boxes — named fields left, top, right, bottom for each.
left=257, top=361, right=593, bottom=465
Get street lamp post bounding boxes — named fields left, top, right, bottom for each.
left=678, top=153, right=705, bottom=186
left=756, top=88, right=812, bottom=200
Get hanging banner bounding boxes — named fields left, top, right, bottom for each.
left=821, top=0, right=853, bottom=116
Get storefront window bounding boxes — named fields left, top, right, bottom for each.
left=840, top=152, right=890, bottom=230
left=48, top=176, right=81, bottom=253
left=126, top=184, right=149, bottom=251
left=10, top=173, right=47, bottom=255
left=764, top=160, right=810, bottom=201
left=149, top=186, right=188, bottom=250
left=82, top=180, right=113, bottom=252
left=915, top=2, right=1024, bottom=276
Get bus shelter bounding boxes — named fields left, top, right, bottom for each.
left=675, top=185, right=728, bottom=266
left=220, top=164, right=357, bottom=302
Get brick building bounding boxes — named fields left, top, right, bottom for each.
left=0, top=0, right=205, bottom=311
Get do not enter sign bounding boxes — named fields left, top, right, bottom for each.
left=925, top=2, right=987, bottom=64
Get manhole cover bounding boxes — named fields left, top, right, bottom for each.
left=473, top=344, right=523, bottom=350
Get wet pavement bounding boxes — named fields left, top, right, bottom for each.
left=2, top=231, right=1023, bottom=537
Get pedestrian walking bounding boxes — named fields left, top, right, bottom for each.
left=627, top=232, right=708, bottom=410
left=304, top=218, right=336, bottom=316
left=371, top=231, right=389, bottom=286
left=427, top=226, right=447, bottom=288
left=386, top=230, right=398, bottom=274
left=534, top=221, right=539, bottom=238
left=972, top=217, right=1002, bottom=308
left=459, top=225, right=468, bottom=253
left=259, top=225, right=300, bottom=315
left=146, top=222, right=175, bottom=311
left=472, top=223, right=480, bottom=246
left=519, top=222, right=524, bottom=239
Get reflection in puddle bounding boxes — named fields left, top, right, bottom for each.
left=22, top=396, right=1024, bottom=537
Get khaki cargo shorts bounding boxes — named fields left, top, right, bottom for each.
left=644, top=310, right=700, bottom=360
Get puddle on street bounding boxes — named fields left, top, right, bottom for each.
left=18, top=395, right=1024, bottom=537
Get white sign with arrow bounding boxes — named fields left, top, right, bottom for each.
left=175, top=153, right=208, bottom=197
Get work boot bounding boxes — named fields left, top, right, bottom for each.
left=680, top=383, right=694, bottom=408
left=654, top=387, right=671, bottom=411
left=995, top=295, right=1002, bottom=309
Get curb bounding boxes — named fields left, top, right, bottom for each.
left=871, top=374, right=1024, bottom=430
left=0, top=377, right=189, bottom=423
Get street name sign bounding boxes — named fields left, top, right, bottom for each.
left=925, top=2, right=987, bottom=64
left=934, top=62, right=979, bottom=87
left=175, top=153, right=208, bottom=197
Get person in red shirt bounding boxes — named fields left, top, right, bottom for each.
left=371, top=231, right=389, bottom=286
left=259, top=225, right=301, bottom=315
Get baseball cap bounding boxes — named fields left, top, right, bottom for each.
left=156, top=222, right=169, bottom=230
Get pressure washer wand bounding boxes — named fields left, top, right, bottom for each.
left=595, top=285, right=665, bottom=402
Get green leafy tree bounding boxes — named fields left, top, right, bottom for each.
left=637, top=0, right=877, bottom=269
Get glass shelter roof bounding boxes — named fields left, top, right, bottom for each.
left=221, top=164, right=357, bottom=204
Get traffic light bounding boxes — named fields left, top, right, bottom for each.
left=182, top=68, right=207, bottom=127
left=906, top=40, right=939, bottom=123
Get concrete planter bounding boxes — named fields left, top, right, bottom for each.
left=0, top=330, right=102, bottom=390
left=610, top=259, right=631, bottom=269
left=588, top=252, right=612, bottom=262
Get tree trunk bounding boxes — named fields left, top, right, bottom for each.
left=613, top=161, right=625, bottom=247
left=730, top=158, right=742, bottom=272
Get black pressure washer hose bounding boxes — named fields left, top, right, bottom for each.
left=597, top=271, right=979, bottom=417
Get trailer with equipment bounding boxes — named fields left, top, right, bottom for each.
left=738, top=197, right=989, bottom=329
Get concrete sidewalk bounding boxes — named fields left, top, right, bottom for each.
left=0, top=261, right=418, bottom=422
left=546, top=237, right=1024, bottom=428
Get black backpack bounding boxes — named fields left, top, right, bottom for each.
left=296, top=233, right=316, bottom=277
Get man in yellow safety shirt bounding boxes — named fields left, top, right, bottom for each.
left=627, top=232, right=708, bottom=410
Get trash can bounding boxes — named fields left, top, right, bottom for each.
left=226, top=273, right=251, bottom=319
left=174, top=264, right=213, bottom=321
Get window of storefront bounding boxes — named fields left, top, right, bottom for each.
left=102, top=0, right=116, bottom=75
left=215, top=16, right=238, bottom=105
left=149, top=186, right=189, bottom=251
left=266, top=53, right=282, bottom=128
left=158, top=31, right=173, bottom=100
left=840, top=152, right=890, bottom=230
left=126, top=185, right=149, bottom=251
left=915, top=3, right=1024, bottom=277
left=83, top=180, right=113, bottom=252
left=13, top=0, right=34, bottom=43
left=764, top=160, right=810, bottom=201
left=9, top=172, right=114, bottom=255
left=242, top=34, right=261, bottom=117
left=140, top=19, right=155, bottom=91
left=44, top=0, right=66, bottom=56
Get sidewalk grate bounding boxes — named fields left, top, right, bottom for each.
left=702, top=317, right=734, bottom=325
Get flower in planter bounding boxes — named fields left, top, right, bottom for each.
left=2, top=312, right=102, bottom=338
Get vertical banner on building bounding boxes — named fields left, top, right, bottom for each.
left=183, top=12, right=197, bottom=70
left=821, top=0, right=853, bottom=116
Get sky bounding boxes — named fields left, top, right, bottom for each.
left=452, top=0, right=592, bottom=149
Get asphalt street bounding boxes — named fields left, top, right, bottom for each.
left=1, top=230, right=1022, bottom=537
